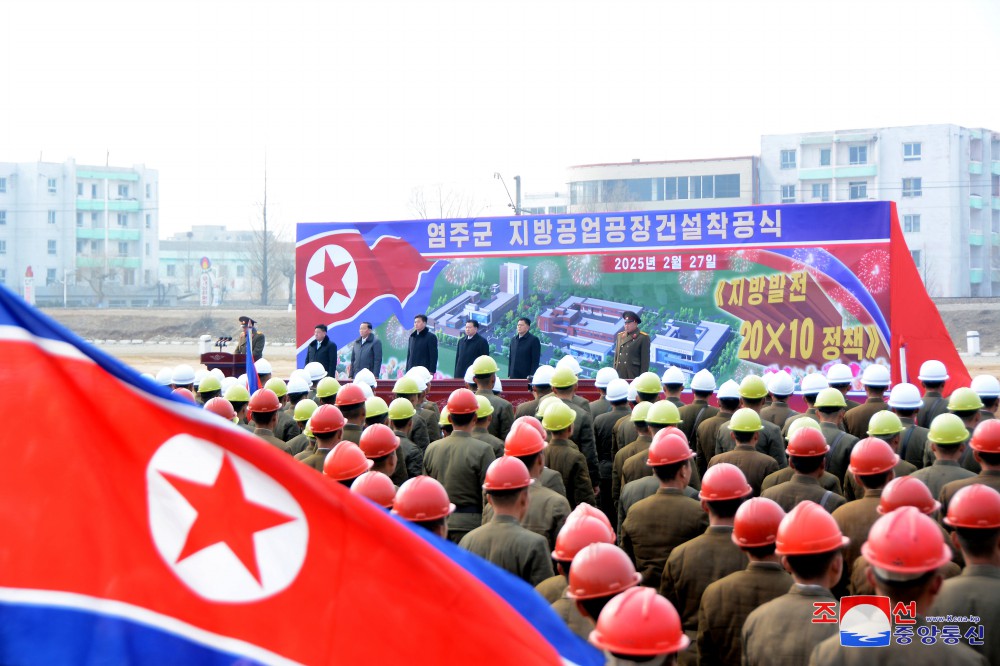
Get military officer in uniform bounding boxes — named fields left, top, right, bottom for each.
left=612, top=311, right=649, bottom=380
left=235, top=315, right=265, bottom=361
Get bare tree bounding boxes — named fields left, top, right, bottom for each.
left=409, top=185, right=486, bottom=219
left=245, top=162, right=296, bottom=305
left=76, top=254, right=120, bottom=307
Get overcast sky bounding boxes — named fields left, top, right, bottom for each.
left=2, top=0, right=997, bottom=238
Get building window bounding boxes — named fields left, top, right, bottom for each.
left=76, top=212, right=83, bottom=227
left=820, top=148, right=831, bottom=166
left=145, top=183, right=151, bottom=198
left=812, top=183, right=830, bottom=202
left=47, top=211, right=56, bottom=224
left=118, top=184, right=129, bottom=198
left=904, top=142, right=921, bottom=161
left=145, top=214, right=152, bottom=229
left=77, top=183, right=83, bottom=196
left=166, top=264, right=176, bottom=277
left=0, top=177, right=6, bottom=193
left=903, top=214, right=921, bottom=232
left=849, top=181, right=867, bottom=200
left=46, top=268, right=56, bottom=285
left=91, top=184, right=98, bottom=198
left=0, top=210, right=6, bottom=225
left=236, top=265, right=245, bottom=278
left=0, top=268, right=5, bottom=283
left=911, top=250, right=921, bottom=267
left=90, top=241, right=99, bottom=252
left=144, top=242, right=150, bottom=256
left=144, top=269, right=151, bottom=285
left=123, top=269, right=136, bottom=286
left=849, top=146, right=868, bottom=165
left=47, top=240, right=57, bottom=255
left=715, top=174, right=741, bottom=198
left=780, top=150, right=796, bottom=169
left=781, top=185, right=796, bottom=203
left=902, top=177, right=922, bottom=197
left=47, top=178, right=57, bottom=194
left=91, top=212, right=98, bottom=223
left=117, top=213, right=128, bottom=227
left=0, top=240, right=6, bottom=254
left=118, top=242, right=128, bottom=256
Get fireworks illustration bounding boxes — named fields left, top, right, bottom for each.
left=533, top=260, right=560, bottom=292
left=384, top=315, right=409, bottom=347
left=792, top=247, right=832, bottom=278
left=679, top=270, right=714, bottom=296
left=826, top=285, right=866, bottom=319
left=568, top=254, right=601, bottom=286
left=856, top=249, right=891, bottom=294
left=443, top=258, right=484, bottom=285
left=729, top=249, right=759, bottom=273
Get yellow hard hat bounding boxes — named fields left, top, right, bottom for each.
left=198, top=375, right=222, bottom=394
left=471, top=355, right=499, bottom=375
left=392, top=376, right=421, bottom=395
left=739, top=375, right=768, bottom=400
left=729, top=407, right=764, bottom=432
left=551, top=366, right=579, bottom=389
left=868, top=410, right=903, bottom=436
left=316, top=376, right=342, bottom=399
left=630, top=401, right=652, bottom=423
left=388, top=397, right=417, bottom=421
left=928, top=413, right=969, bottom=445
left=814, top=387, right=847, bottom=409
left=785, top=416, right=821, bottom=442
left=634, top=372, right=662, bottom=395
left=293, top=398, right=318, bottom=422
left=365, top=396, right=389, bottom=418
left=543, top=401, right=577, bottom=432
left=439, top=407, right=451, bottom=426
left=645, top=400, right=682, bottom=425
left=475, top=394, right=495, bottom=419
left=263, top=377, right=287, bottom=398
left=948, top=387, right=985, bottom=412
left=224, top=385, right=250, bottom=403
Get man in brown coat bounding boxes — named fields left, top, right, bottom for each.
left=842, top=364, right=890, bottom=439
left=708, top=408, right=779, bottom=497
left=762, top=427, right=847, bottom=514
left=542, top=400, right=596, bottom=508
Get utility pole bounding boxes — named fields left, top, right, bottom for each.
left=514, top=175, right=521, bottom=215
left=261, top=161, right=269, bottom=306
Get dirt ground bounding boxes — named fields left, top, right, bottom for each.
left=40, top=303, right=1000, bottom=378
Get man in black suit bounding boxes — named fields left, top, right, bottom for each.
left=306, top=324, right=338, bottom=377
left=507, top=317, right=540, bottom=379
left=454, top=319, right=489, bottom=379
left=406, top=313, right=438, bottom=374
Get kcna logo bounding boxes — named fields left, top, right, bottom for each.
left=813, top=595, right=908, bottom=647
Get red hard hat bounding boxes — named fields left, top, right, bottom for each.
left=392, top=475, right=455, bottom=521
left=248, top=388, right=281, bottom=414
left=657, top=425, right=688, bottom=445
left=203, top=396, right=237, bottom=422
left=647, top=431, right=695, bottom=467
left=567, top=502, right=614, bottom=534
left=849, top=437, right=899, bottom=476
left=970, top=418, right=1000, bottom=453
left=700, top=463, right=752, bottom=501
left=310, top=404, right=346, bottom=434
left=786, top=428, right=829, bottom=457
left=944, top=484, right=1000, bottom=529
left=483, top=456, right=532, bottom=491
left=862, top=506, right=952, bottom=575
left=511, top=415, right=547, bottom=440
left=323, top=442, right=374, bottom=481
left=446, top=388, right=479, bottom=415
left=504, top=422, right=547, bottom=457
left=358, top=423, right=400, bottom=459
left=566, top=543, right=642, bottom=600
left=172, top=387, right=196, bottom=402
left=732, top=497, right=786, bottom=547
left=589, top=587, right=690, bottom=657
left=878, top=476, right=940, bottom=516
left=350, top=471, right=396, bottom=509
left=553, top=512, right=615, bottom=562
left=334, top=384, right=367, bottom=407
left=775, top=501, right=850, bottom=556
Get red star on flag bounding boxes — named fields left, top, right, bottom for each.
left=161, top=454, right=295, bottom=584
left=309, top=251, right=351, bottom=306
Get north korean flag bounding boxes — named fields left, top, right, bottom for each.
left=0, top=283, right=601, bottom=666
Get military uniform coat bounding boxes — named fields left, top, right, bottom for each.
left=917, top=390, right=948, bottom=428
left=477, top=389, right=514, bottom=441
left=741, top=585, right=840, bottom=666
left=300, top=447, right=333, bottom=472
left=831, top=490, right=883, bottom=574
left=392, top=431, right=424, bottom=482
left=698, top=561, right=792, bottom=666
left=762, top=474, right=847, bottom=513
left=275, top=410, right=299, bottom=442
left=482, top=482, right=571, bottom=553
left=514, top=395, right=542, bottom=420
left=909, top=459, right=977, bottom=501
left=820, top=421, right=858, bottom=482
left=458, top=514, right=554, bottom=586
left=408, top=414, right=431, bottom=451
left=540, top=466, right=567, bottom=497
left=782, top=406, right=818, bottom=438
left=696, top=412, right=732, bottom=476
left=560, top=397, right=599, bottom=483
left=760, top=400, right=798, bottom=430
left=761, top=466, right=842, bottom=494
left=545, top=438, right=596, bottom=508
left=678, top=398, right=719, bottom=446
left=535, top=574, right=567, bottom=605
left=423, top=430, right=496, bottom=540
left=418, top=405, right=440, bottom=448
left=897, top=416, right=930, bottom=468
left=613, top=415, right=638, bottom=457
left=588, top=396, right=611, bottom=417
left=708, top=445, right=779, bottom=497
left=842, top=396, right=888, bottom=439
left=254, top=428, right=292, bottom=454
left=342, top=424, right=363, bottom=445
left=850, top=552, right=960, bottom=596
left=715, top=419, right=787, bottom=468
left=809, top=620, right=987, bottom=665
left=620, top=487, right=708, bottom=591
left=930, top=564, right=1000, bottom=666
left=612, top=330, right=650, bottom=379
left=939, top=469, right=1000, bottom=516
left=285, top=431, right=311, bottom=457
left=551, top=596, right=593, bottom=641
left=843, top=460, right=916, bottom=501
left=618, top=477, right=699, bottom=536
left=595, top=405, right=630, bottom=482
left=472, top=426, right=505, bottom=458
left=235, top=328, right=265, bottom=361
left=612, top=435, right=651, bottom=512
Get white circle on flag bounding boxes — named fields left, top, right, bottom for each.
left=305, top=244, right=358, bottom=314
left=146, top=435, right=308, bottom=603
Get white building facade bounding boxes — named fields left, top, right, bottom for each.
left=761, top=125, right=1000, bottom=297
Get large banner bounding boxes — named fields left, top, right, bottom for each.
left=296, top=201, right=960, bottom=391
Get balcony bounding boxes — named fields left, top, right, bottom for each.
left=75, top=256, right=141, bottom=269
left=970, top=231, right=984, bottom=246
left=970, top=268, right=984, bottom=284
left=798, top=164, right=877, bottom=180
left=992, top=161, right=1000, bottom=176
left=76, top=170, right=139, bottom=182
left=994, top=197, right=1000, bottom=210
left=970, top=161, right=983, bottom=175
left=993, top=233, right=1000, bottom=246
left=971, top=194, right=984, bottom=209
left=76, top=228, right=140, bottom=241
left=76, top=198, right=141, bottom=212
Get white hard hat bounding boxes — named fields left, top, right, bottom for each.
left=408, top=373, right=428, bottom=392
left=406, top=366, right=432, bottom=383
left=255, top=358, right=273, bottom=375
left=287, top=375, right=310, bottom=394
left=155, top=367, right=174, bottom=386
left=605, top=378, right=630, bottom=402
left=971, top=374, right=1000, bottom=399
left=825, top=363, right=854, bottom=385
left=193, top=369, right=207, bottom=389
left=917, top=360, right=949, bottom=382
left=861, top=364, right=891, bottom=387
left=717, top=380, right=741, bottom=400
left=532, top=365, right=556, bottom=387
left=237, top=374, right=249, bottom=388
left=305, top=361, right=328, bottom=382
left=887, top=382, right=922, bottom=410
left=627, top=379, right=639, bottom=402
left=556, top=355, right=582, bottom=375
left=354, top=368, right=377, bottom=389
left=799, top=372, right=830, bottom=394
left=291, top=368, right=314, bottom=387
left=690, top=369, right=717, bottom=392
left=220, top=376, right=239, bottom=394
left=464, top=366, right=476, bottom=384
left=140, top=372, right=155, bottom=382
left=661, top=366, right=685, bottom=386
left=171, top=364, right=196, bottom=386
left=493, top=377, right=503, bottom=394
left=209, top=368, right=226, bottom=382
left=595, top=367, right=619, bottom=389
left=352, top=379, right=374, bottom=399
left=768, top=370, right=795, bottom=396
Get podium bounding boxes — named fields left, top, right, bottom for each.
left=200, top=352, right=248, bottom=378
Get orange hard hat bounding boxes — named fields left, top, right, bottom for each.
left=589, top=587, right=690, bottom=657
left=323, top=442, right=374, bottom=481
left=944, top=484, right=1000, bottom=529
left=775, top=501, right=850, bottom=556
left=446, top=388, right=480, bottom=415
left=483, top=456, right=532, bottom=491
left=171, top=387, right=196, bottom=402
left=511, top=415, right=547, bottom=440
left=862, top=506, right=952, bottom=575
left=566, top=542, right=642, bottom=600
left=310, top=404, right=346, bottom=434
left=970, top=418, right=1000, bottom=453
left=504, top=421, right=547, bottom=457
left=248, top=388, right=281, bottom=414
left=350, top=471, right=396, bottom=509
left=657, top=425, right=688, bottom=445
left=552, top=512, right=615, bottom=562
left=392, top=476, right=455, bottom=521
left=358, top=423, right=400, bottom=459
left=732, top=497, right=786, bottom=548
left=334, top=383, right=367, bottom=407
left=848, top=437, right=899, bottom=476
left=567, top=501, right=614, bottom=534
left=203, top=396, right=237, bottom=422
left=700, top=463, right=752, bottom=501
left=878, top=476, right=940, bottom=516
left=786, top=428, right=829, bottom=457
left=647, top=431, right=695, bottom=467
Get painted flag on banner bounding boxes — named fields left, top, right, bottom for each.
left=0, top=283, right=602, bottom=666
left=246, top=329, right=260, bottom=394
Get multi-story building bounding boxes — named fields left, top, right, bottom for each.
left=566, top=156, right=759, bottom=213
left=761, top=124, right=1000, bottom=297
left=521, top=191, right=569, bottom=215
